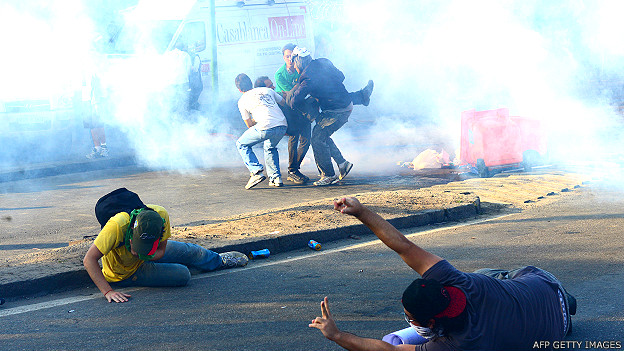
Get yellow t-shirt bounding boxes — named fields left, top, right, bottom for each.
left=94, top=204, right=171, bottom=282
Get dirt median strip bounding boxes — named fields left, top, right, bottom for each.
left=0, top=172, right=589, bottom=299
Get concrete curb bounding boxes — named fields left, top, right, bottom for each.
left=1, top=201, right=482, bottom=299
left=0, top=155, right=137, bottom=183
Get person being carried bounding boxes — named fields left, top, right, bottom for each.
left=83, top=188, right=248, bottom=303
left=287, top=47, right=362, bottom=186
left=309, top=196, right=576, bottom=351
left=235, top=73, right=288, bottom=189
left=275, top=43, right=374, bottom=185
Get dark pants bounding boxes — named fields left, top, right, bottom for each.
left=288, top=122, right=311, bottom=173
left=280, top=104, right=312, bottom=173
left=311, top=109, right=351, bottom=177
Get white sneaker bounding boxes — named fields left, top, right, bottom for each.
left=219, top=251, right=249, bottom=268
left=269, top=177, right=283, bottom=187
left=99, top=145, right=109, bottom=157
left=86, top=148, right=101, bottom=159
left=313, top=176, right=337, bottom=186
left=245, top=173, right=266, bottom=189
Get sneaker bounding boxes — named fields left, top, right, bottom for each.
left=219, top=251, right=249, bottom=268
left=245, top=173, right=266, bottom=189
left=338, top=161, right=353, bottom=180
left=287, top=171, right=309, bottom=184
left=313, top=175, right=337, bottom=186
left=99, top=145, right=109, bottom=157
left=269, top=177, right=283, bottom=187
left=86, top=148, right=101, bottom=159
left=362, top=80, right=374, bottom=106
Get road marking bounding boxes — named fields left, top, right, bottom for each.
left=0, top=213, right=513, bottom=317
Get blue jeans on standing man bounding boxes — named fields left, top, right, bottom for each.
left=236, top=125, right=287, bottom=180
left=111, top=241, right=223, bottom=288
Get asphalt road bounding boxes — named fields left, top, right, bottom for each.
left=0, top=164, right=450, bottom=261
left=1, top=184, right=622, bottom=350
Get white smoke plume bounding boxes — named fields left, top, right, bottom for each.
left=309, top=0, right=624, bottom=180
left=2, top=0, right=624, bottom=183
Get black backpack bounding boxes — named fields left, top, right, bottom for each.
left=94, top=188, right=147, bottom=229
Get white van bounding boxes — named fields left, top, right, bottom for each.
left=110, top=0, right=315, bottom=105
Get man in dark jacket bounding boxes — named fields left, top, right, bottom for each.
left=286, top=47, right=354, bottom=186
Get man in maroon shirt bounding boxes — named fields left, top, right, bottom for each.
left=310, top=197, right=576, bottom=351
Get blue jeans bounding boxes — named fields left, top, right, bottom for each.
left=112, top=241, right=222, bottom=288
left=236, top=125, right=287, bottom=180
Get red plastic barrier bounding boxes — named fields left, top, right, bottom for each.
left=460, top=108, right=546, bottom=171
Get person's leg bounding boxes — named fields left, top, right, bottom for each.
left=91, top=127, right=105, bottom=146
left=348, top=80, right=374, bottom=106
left=311, top=111, right=349, bottom=178
left=311, top=124, right=335, bottom=178
left=287, top=133, right=300, bottom=174
left=159, top=240, right=223, bottom=271
left=236, top=127, right=265, bottom=175
left=328, top=137, right=346, bottom=166
left=112, top=262, right=191, bottom=288
left=263, top=126, right=287, bottom=181
left=294, top=120, right=312, bottom=171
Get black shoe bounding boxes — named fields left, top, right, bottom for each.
left=362, top=80, right=374, bottom=106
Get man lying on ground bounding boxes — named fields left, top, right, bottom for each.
left=309, top=196, right=576, bottom=350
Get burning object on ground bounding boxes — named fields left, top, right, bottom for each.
left=459, top=108, right=547, bottom=177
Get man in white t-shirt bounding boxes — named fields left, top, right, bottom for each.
left=235, top=73, right=288, bottom=189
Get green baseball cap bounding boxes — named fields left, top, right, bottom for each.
left=131, top=209, right=164, bottom=257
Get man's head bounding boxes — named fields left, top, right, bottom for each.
left=282, top=43, right=297, bottom=70
left=402, top=279, right=467, bottom=327
left=254, top=76, right=275, bottom=90
left=291, top=46, right=312, bottom=74
left=129, top=209, right=164, bottom=260
left=235, top=73, right=253, bottom=93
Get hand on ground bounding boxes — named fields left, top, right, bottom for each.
left=105, top=290, right=131, bottom=303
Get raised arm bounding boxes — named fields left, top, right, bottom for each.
left=334, top=197, right=442, bottom=276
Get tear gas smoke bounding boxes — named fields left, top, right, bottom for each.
left=2, top=0, right=623, bottom=185
left=310, top=0, right=624, bottom=184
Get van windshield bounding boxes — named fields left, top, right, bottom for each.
left=113, top=20, right=182, bottom=54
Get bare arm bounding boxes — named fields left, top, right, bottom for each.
left=83, top=244, right=131, bottom=303
left=244, top=118, right=256, bottom=128
left=310, top=297, right=415, bottom=351
left=334, top=197, right=442, bottom=276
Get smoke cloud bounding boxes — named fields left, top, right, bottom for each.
left=2, top=0, right=623, bottom=184
left=310, top=0, right=624, bottom=181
